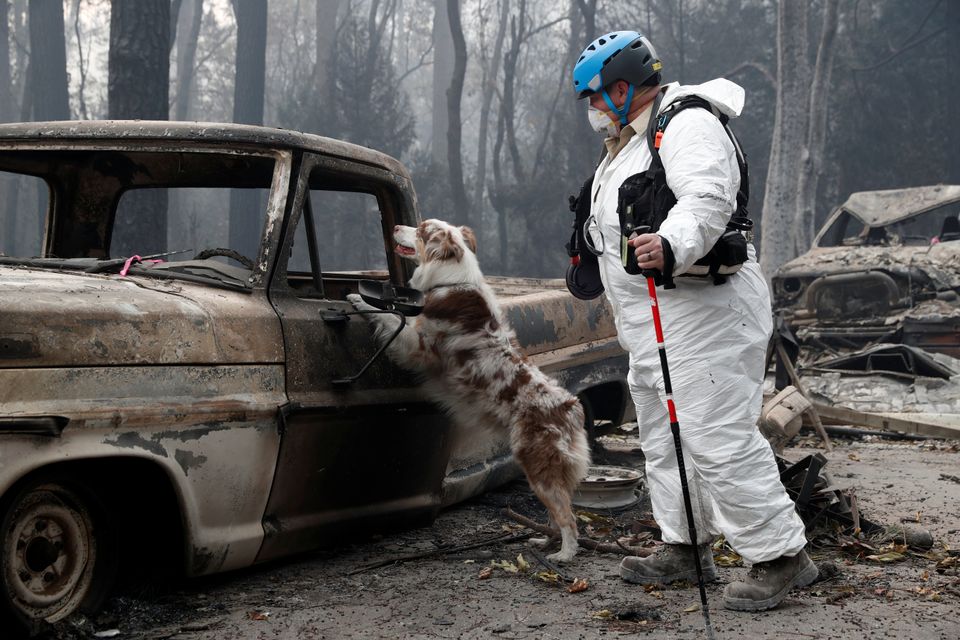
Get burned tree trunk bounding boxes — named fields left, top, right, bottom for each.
left=313, top=0, right=342, bottom=134
left=231, top=0, right=266, bottom=126
left=174, top=0, right=203, bottom=121
left=0, top=0, right=13, bottom=123
left=566, top=0, right=598, bottom=179
left=28, top=0, right=70, bottom=121
left=431, top=0, right=453, bottom=165
left=26, top=0, right=70, bottom=249
left=474, top=0, right=508, bottom=210
left=500, top=10, right=526, bottom=185
left=760, top=0, right=840, bottom=280
left=795, top=0, right=839, bottom=255
left=758, top=0, right=811, bottom=280
left=108, top=0, right=170, bottom=255
left=108, top=1, right=169, bottom=120
left=1, top=0, right=13, bottom=254
left=229, top=0, right=267, bottom=258
left=949, top=0, right=960, bottom=184
left=446, top=0, right=469, bottom=220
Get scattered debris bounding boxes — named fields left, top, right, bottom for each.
left=490, top=559, right=520, bottom=574
left=773, top=340, right=834, bottom=451
left=535, top=571, right=561, bottom=583
left=812, top=344, right=956, bottom=379
left=567, top=578, right=589, bottom=593
left=865, top=549, right=908, bottom=563
left=347, top=530, right=532, bottom=575
left=940, top=473, right=960, bottom=485
left=760, top=385, right=812, bottom=454
left=527, top=548, right=574, bottom=583
left=825, top=587, right=856, bottom=605
left=592, top=604, right=664, bottom=622
left=936, top=556, right=958, bottom=575
left=478, top=567, right=493, bottom=580
left=711, top=537, right=743, bottom=567
left=515, top=553, right=530, bottom=571
left=247, top=611, right=271, bottom=621
left=812, top=561, right=843, bottom=583
left=93, top=631, right=121, bottom=639
left=812, top=402, right=960, bottom=440
left=502, top=508, right=652, bottom=556
left=179, top=619, right=225, bottom=632
left=777, top=453, right=884, bottom=536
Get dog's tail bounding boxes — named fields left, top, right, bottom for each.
left=567, top=400, right=592, bottom=487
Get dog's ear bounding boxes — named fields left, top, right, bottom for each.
left=459, top=226, right=477, bottom=254
left=421, top=223, right=464, bottom=262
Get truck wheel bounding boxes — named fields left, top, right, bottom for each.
left=0, top=476, right=117, bottom=635
left=578, top=394, right=597, bottom=442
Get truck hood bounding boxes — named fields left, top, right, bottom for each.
left=0, top=267, right=284, bottom=367
left=775, top=242, right=960, bottom=290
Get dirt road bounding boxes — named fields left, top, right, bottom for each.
left=46, top=433, right=960, bottom=640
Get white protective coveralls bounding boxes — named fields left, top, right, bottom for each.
left=590, top=78, right=807, bottom=564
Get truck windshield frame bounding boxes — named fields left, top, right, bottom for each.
left=0, top=144, right=292, bottom=290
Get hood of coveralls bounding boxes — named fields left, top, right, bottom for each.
left=658, top=79, right=745, bottom=120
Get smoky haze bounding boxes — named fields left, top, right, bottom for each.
left=1, top=0, right=957, bottom=278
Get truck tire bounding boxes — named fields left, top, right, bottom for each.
left=577, top=394, right=597, bottom=442
left=0, top=475, right=117, bottom=636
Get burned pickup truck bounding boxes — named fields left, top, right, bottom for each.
left=0, top=121, right=631, bottom=633
left=772, top=185, right=960, bottom=358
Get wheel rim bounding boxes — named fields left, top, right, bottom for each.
left=3, top=487, right=96, bottom=623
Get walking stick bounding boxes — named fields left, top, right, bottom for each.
left=641, top=265, right=717, bottom=640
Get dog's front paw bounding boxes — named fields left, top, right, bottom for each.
left=546, top=549, right=577, bottom=564
left=347, top=293, right=377, bottom=313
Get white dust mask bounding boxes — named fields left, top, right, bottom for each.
left=587, top=105, right=619, bottom=138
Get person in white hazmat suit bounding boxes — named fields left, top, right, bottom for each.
left=569, top=31, right=818, bottom=612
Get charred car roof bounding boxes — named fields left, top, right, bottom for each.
left=828, top=185, right=960, bottom=228
left=0, top=120, right=412, bottom=180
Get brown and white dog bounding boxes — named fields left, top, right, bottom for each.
left=348, top=219, right=591, bottom=562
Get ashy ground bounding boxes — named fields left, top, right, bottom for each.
left=45, top=431, right=960, bottom=640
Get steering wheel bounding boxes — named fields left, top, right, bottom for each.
left=193, top=248, right=255, bottom=269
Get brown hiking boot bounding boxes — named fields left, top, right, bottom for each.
left=620, top=543, right=717, bottom=585
left=722, top=550, right=818, bottom=611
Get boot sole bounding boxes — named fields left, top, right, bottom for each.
left=620, top=562, right=718, bottom=586
left=722, top=557, right=819, bottom=612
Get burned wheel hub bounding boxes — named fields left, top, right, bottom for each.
left=573, top=465, right=644, bottom=510
left=3, top=487, right=95, bottom=622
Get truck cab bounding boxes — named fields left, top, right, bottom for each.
left=0, top=121, right=631, bottom=633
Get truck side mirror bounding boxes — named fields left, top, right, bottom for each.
left=358, top=279, right=424, bottom=316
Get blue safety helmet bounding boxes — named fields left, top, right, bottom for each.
left=573, top=31, right=662, bottom=124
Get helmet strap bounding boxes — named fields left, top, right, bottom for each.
left=601, top=83, right=635, bottom=126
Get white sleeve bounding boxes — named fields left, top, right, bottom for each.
left=655, top=109, right=739, bottom=276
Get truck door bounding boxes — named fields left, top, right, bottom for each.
left=259, top=155, right=451, bottom=562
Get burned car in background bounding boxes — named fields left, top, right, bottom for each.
left=0, top=121, right=632, bottom=633
left=772, top=185, right=960, bottom=358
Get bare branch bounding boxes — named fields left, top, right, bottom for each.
left=521, top=14, right=568, bottom=43
left=396, top=40, right=434, bottom=85
left=848, top=26, right=946, bottom=72
left=532, top=61, right=568, bottom=180
left=894, top=0, right=943, bottom=54
left=722, top=61, right=775, bottom=90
